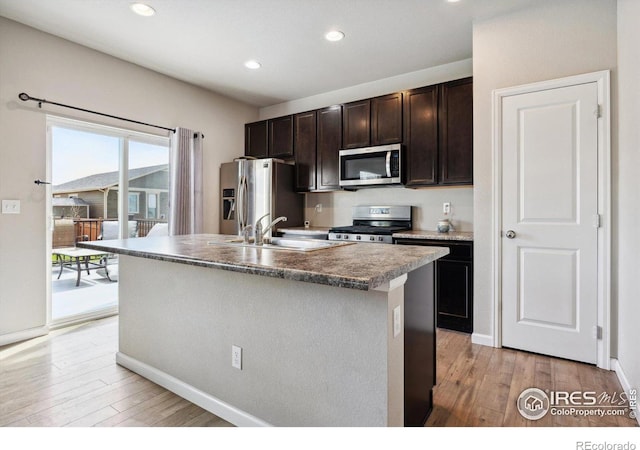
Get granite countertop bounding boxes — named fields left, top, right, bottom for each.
left=392, top=230, right=474, bottom=241
left=78, top=234, right=448, bottom=291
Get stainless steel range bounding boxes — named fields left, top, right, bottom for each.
left=328, top=205, right=412, bottom=244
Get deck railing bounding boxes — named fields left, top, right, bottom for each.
left=71, top=218, right=167, bottom=240
left=136, top=219, right=167, bottom=237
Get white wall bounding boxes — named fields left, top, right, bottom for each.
left=0, top=17, right=257, bottom=339
left=261, top=59, right=474, bottom=231
left=615, top=0, right=640, bottom=400
left=472, top=1, right=617, bottom=338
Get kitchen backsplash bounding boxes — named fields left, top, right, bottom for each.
left=304, top=186, right=473, bottom=231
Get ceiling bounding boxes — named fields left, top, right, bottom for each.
left=0, top=0, right=544, bottom=107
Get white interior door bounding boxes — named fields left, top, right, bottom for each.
left=501, top=82, right=599, bottom=364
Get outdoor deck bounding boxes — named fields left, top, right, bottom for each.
left=50, top=219, right=165, bottom=321
left=51, top=261, right=118, bottom=321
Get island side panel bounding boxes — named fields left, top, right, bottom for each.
left=404, top=262, right=436, bottom=426
left=117, top=255, right=397, bottom=427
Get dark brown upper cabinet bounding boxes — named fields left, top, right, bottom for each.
left=245, top=77, right=472, bottom=189
left=371, top=92, right=403, bottom=146
left=404, top=86, right=439, bottom=186
left=293, top=111, right=317, bottom=192
left=438, top=77, right=473, bottom=185
left=244, top=116, right=294, bottom=159
left=403, top=77, right=473, bottom=187
left=342, top=100, right=370, bottom=149
left=244, top=121, right=268, bottom=159
left=316, top=106, right=342, bottom=191
left=268, top=115, right=294, bottom=159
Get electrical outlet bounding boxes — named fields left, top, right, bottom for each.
left=1, top=200, right=20, bottom=214
left=393, top=305, right=401, bottom=338
left=443, top=202, right=451, bottom=215
left=232, top=345, right=242, bottom=370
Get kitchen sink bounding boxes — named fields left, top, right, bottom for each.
left=207, top=237, right=354, bottom=252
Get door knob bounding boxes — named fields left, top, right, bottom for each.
left=505, top=230, right=516, bottom=239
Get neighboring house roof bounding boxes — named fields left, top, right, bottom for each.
left=53, top=164, right=168, bottom=194
left=52, top=197, right=91, bottom=207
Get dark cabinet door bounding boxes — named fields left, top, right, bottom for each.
left=394, top=238, right=473, bottom=333
left=268, top=115, right=294, bottom=159
left=342, top=100, right=370, bottom=149
left=403, top=262, right=436, bottom=426
left=316, top=106, right=342, bottom=191
left=439, top=77, right=473, bottom=185
left=436, top=260, right=473, bottom=333
left=371, top=92, right=403, bottom=146
left=404, top=86, right=438, bottom=186
left=293, top=111, right=317, bottom=192
left=245, top=121, right=268, bottom=158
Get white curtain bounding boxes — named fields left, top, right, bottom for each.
left=169, top=127, right=203, bottom=235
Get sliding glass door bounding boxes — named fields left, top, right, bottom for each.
left=47, top=117, right=169, bottom=326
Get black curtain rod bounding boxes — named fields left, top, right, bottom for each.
left=18, top=92, right=176, bottom=133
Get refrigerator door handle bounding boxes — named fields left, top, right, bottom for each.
left=241, top=175, right=249, bottom=230
left=237, top=175, right=245, bottom=230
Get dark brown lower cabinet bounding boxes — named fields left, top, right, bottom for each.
left=403, top=262, right=436, bottom=426
left=395, top=238, right=473, bottom=334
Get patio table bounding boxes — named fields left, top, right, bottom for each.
left=53, top=247, right=112, bottom=286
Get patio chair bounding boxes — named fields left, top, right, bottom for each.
left=145, top=223, right=168, bottom=237
left=98, top=220, right=138, bottom=240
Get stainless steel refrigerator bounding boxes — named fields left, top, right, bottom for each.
left=220, top=158, right=304, bottom=237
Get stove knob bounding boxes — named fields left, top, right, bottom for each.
left=370, top=236, right=375, bottom=241
left=335, top=234, right=341, bottom=239
left=342, top=235, right=347, bottom=240
left=356, top=236, right=361, bottom=241
left=378, top=237, right=384, bottom=242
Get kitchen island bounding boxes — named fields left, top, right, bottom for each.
left=79, top=234, right=448, bottom=427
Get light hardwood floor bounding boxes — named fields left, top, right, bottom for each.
left=1, top=317, right=636, bottom=427
left=426, top=329, right=637, bottom=427
left=0, top=317, right=230, bottom=427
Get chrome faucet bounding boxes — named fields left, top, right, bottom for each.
left=254, top=213, right=287, bottom=245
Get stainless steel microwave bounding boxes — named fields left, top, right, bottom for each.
left=339, top=143, right=402, bottom=187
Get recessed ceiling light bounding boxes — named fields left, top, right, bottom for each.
left=447, top=0, right=461, bottom=3
left=130, top=3, right=156, bottom=17
left=244, top=60, right=262, bottom=70
left=325, top=30, right=345, bottom=42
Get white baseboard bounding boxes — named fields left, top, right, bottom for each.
left=49, top=307, right=118, bottom=331
left=0, top=326, right=49, bottom=347
left=471, top=332, right=495, bottom=347
left=116, top=352, right=271, bottom=427
left=610, top=358, right=640, bottom=426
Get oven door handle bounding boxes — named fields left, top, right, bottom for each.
left=385, top=151, right=391, bottom=178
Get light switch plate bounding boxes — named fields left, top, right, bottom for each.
left=1, top=200, right=20, bottom=214
left=232, top=345, right=242, bottom=370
